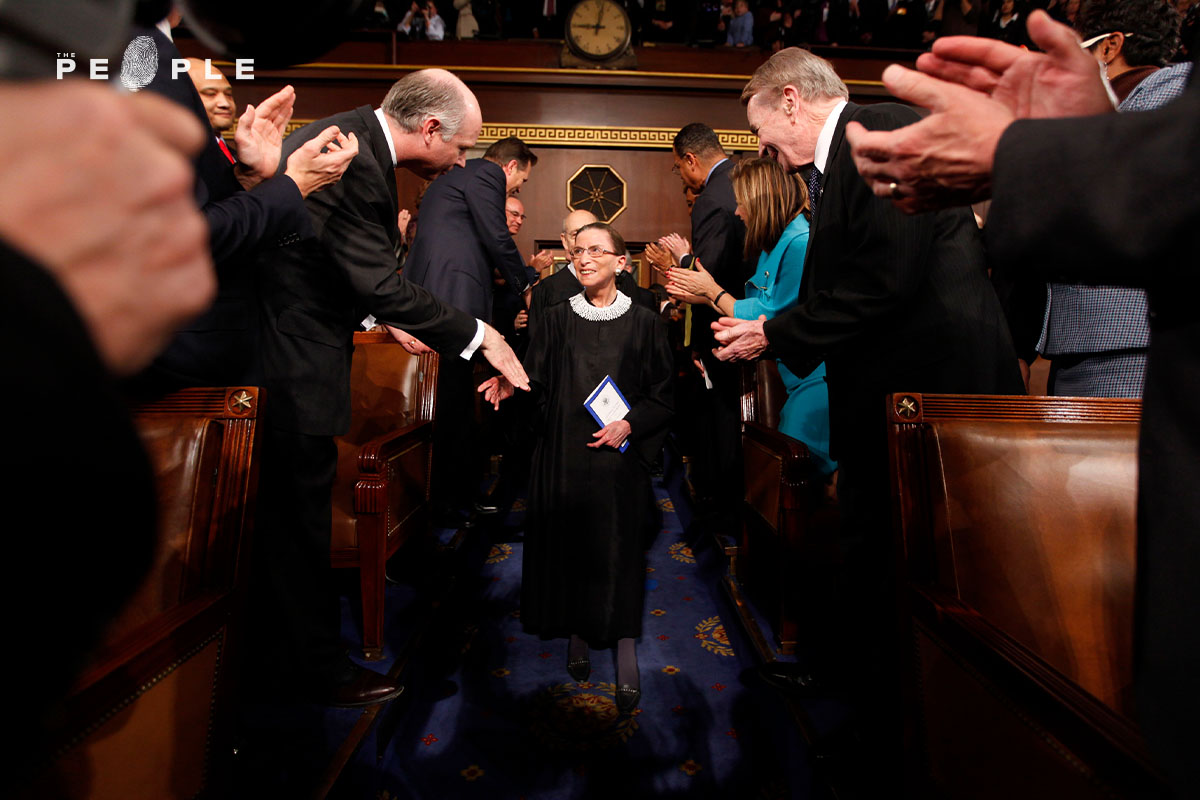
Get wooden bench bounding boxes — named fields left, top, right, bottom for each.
left=737, top=360, right=839, bottom=654
left=331, top=332, right=438, bottom=660
left=33, top=387, right=261, bottom=799
left=887, top=392, right=1168, bottom=798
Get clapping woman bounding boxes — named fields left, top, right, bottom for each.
left=664, top=157, right=835, bottom=476
left=480, top=223, right=673, bottom=713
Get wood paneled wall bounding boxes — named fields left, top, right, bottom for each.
left=396, top=146, right=748, bottom=277
left=176, top=34, right=913, bottom=285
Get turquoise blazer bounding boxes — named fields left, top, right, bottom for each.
left=733, top=214, right=835, bottom=475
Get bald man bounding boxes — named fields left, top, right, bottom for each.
left=526, top=209, right=598, bottom=331
left=505, top=195, right=526, bottom=236
left=186, top=57, right=235, bottom=133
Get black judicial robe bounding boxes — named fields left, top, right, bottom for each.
left=521, top=293, right=673, bottom=643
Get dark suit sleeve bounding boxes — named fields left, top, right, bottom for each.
left=986, top=78, right=1200, bottom=286
left=690, top=193, right=742, bottom=290
left=201, top=172, right=312, bottom=264
left=2, top=239, right=157, bottom=752
left=468, top=164, right=530, bottom=293
left=310, top=146, right=476, bottom=353
left=763, top=108, right=935, bottom=361
left=140, top=25, right=312, bottom=266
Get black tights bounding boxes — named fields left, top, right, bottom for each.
left=567, top=635, right=639, bottom=688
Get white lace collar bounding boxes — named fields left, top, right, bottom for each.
left=569, top=290, right=631, bottom=321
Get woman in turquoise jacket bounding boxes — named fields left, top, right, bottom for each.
left=664, top=157, right=835, bottom=476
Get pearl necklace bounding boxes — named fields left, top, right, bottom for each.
left=569, top=290, right=631, bottom=322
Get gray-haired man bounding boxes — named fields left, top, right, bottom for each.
left=254, top=69, right=528, bottom=707
left=716, top=49, right=1021, bottom=756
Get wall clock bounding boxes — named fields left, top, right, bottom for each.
left=561, top=0, right=637, bottom=69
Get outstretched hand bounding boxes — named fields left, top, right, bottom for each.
left=588, top=419, right=632, bottom=450
left=477, top=375, right=515, bottom=410
left=479, top=323, right=531, bottom=392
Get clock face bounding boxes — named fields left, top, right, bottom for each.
left=566, top=0, right=632, bottom=61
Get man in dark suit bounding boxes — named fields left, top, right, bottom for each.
left=405, top=136, right=538, bottom=521
left=719, top=47, right=1021, bottom=495
left=842, top=11, right=1200, bottom=791
left=255, top=69, right=529, bottom=706
left=715, top=48, right=1021, bottom=752
left=132, top=22, right=355, bottom=392
left=661, top=123, right=753, bottom=521
left=405, top=136, right=537, bottom=321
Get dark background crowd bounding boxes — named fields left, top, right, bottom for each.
left=362, top=0, right=1200, bottom=57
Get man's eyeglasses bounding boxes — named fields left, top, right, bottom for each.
left=571, top=245, right=619, bottom=258
left=507, top=210, right=527, bottom=220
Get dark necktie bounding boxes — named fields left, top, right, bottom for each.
left=807, top=165, right=823, bottom=216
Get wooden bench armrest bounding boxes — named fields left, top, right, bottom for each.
left=356, top=419, right=433, bottom=475
left=743, top=420, right=814, bottom=486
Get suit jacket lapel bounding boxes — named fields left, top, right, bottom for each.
left=802, top=103, right=858, bottom=288
left=357, top=106, right=399, bottom=230
left=815, top=102, right=857, bottom=226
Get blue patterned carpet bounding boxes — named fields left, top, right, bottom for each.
left=327, top=475, right=817, bottom=799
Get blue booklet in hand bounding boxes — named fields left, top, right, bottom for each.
left=584, top=375, right=631, bottom=453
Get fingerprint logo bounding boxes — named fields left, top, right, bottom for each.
left=119, top=35, right=158, bottom=92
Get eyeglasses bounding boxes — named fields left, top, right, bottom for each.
left=506, top=210, right=527, bottom=220
left=571, top=246, right=619, bottom=258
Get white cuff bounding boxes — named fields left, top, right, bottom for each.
left=459, top=319, right=486, bottom=360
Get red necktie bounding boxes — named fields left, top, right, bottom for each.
left=216, top=136, right=236, bottom=165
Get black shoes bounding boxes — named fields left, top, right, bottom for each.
left=615, top=684, right=641, bottom=713
left=319, top=663, right=404, bottom=708
left=751, top=662, right=830, bottom=700
left=566, top=655, right=591, bottom=682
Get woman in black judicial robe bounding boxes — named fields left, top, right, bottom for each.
left=481, top=223, right=673, bottom=713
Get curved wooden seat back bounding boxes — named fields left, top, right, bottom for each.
left=34, top=387, right=261, bottom=800
left=888, top=393, right=1164, bottom=798
left=331, top=332, right=438, bottom=660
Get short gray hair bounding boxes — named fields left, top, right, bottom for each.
left=381, top=69, right=467, bottom=141
left=741, top=47, right=848, bottom=106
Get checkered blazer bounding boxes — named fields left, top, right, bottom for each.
left=1120, top=62, right=1193, bottom=112
left=1037, top=64, right=1192, bottom=355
